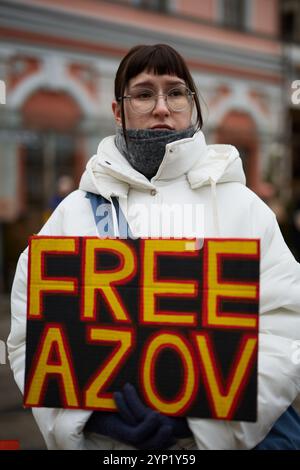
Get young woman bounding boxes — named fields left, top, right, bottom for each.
left=8, top=44, right=300, bottom=450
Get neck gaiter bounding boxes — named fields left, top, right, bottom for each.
left=115, top=126, right=195, bottom=179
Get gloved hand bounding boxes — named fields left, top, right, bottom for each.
left=84, top=384, right=176, bottom=449
left=115, top=383, right=192, bottom=440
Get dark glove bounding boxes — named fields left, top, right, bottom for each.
left=84, top=384, right=176, bottom=449
left=115, top=383, right=192, bottom=439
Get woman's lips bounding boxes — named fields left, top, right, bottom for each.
left=151, top=124, right=174, bottom=130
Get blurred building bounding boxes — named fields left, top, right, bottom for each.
left=280, top=0, right=300, bottom=196
left=279, top=0, right=300, bottom=258
left=0, top=0, right=295, bottom=290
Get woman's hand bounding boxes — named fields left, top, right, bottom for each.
left=115, top=383, right=192, bottom=440
left=84, top=383, right=192, bottom=449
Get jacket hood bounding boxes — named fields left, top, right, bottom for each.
left=79, top=130, right=246, bottom=200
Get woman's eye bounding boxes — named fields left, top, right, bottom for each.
left=135, top=91, right=153, bottom=100
left=169, top=88, right=184, bottom=97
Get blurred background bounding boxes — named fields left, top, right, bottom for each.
left=0, top=0, right=300, bottom=449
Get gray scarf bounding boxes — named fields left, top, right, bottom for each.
left=115, top=126, right=195, bottom=179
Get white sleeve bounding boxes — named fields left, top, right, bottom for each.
left=7, top=203, right=92, bottom=450
left=188, top=203, right=300, bottom=449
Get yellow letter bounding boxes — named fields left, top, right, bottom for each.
left=29, top=237, right=77, bottom=318
left=25, top=325, right=79, bottom=407
left=142, top=333, right=196, bottom=415
left=84, top=327, right=132, bottom=409
left=142, top=239, right=197, bottom=325
left=204, top=240, right=259, bottom=328
left=194, top=332, right=257, bottom=419
left=83, top=239, right=136, bottom=321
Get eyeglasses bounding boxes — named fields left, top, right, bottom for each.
left=119, top=85, right=195, bottom=114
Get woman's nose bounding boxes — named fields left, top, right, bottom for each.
left=153, top=95, right=170, bottom=116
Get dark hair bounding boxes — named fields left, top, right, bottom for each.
left=114, top=44, right=203, bottom=142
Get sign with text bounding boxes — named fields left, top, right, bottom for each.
left=24, top=236, right=260, bottom=421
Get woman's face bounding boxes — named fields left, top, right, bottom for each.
left=112, top=71, right=193, bottom=131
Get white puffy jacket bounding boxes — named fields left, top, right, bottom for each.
left=7, top=130, right=300, bottom=450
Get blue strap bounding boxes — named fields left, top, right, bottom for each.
left=254, top=406, right=300, bottom=450
left=85, top=192, right=132, bottom=238
left=110, top=196, right=133, bottom=239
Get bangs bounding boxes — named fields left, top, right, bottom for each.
left=125, top=44, right=188, bottom=81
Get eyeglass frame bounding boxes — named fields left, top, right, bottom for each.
left=118, top=85, right=195, bottom=114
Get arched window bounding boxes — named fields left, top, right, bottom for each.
left=221, top=0, right=246, bottom=30
left=20, top=90, right=83, bottom=214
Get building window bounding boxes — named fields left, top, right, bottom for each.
left=222, top=0, right=246, bottom=30
left=280, top=0, right=300, bottom=42
left=23, top=132, right=76, bottom=209
left=133, top=0, right=169, bottom=13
